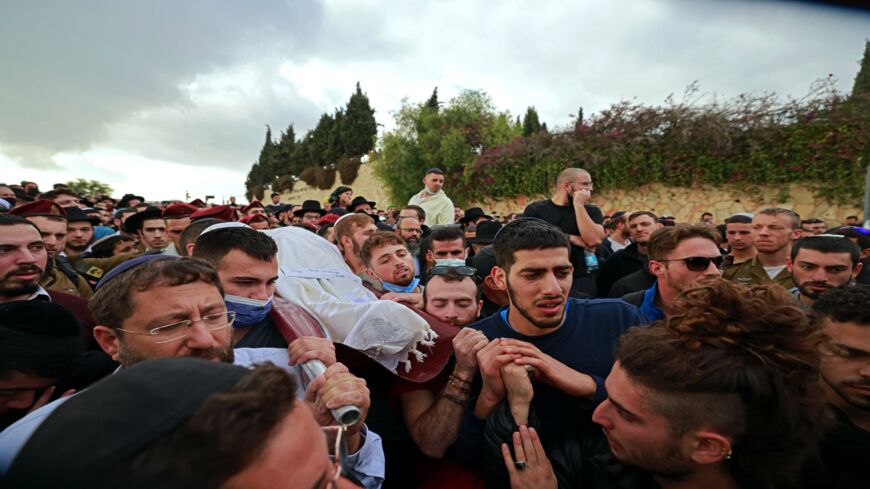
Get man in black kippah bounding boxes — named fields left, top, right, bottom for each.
left=0, top=301, right=113, bottom=431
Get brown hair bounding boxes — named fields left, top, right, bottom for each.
left=617, top=279, right=828, bottom=489
left=628, top=210, right=658, bottom=223
left=90, top=258, right=223, bottom=329
left=360, top=231, right=407, bottom=267
left=119, top=364, right=297, bottom=485
left=647, top=224, right=721, bottom=261
left=333, top=213, right=374, bottom=251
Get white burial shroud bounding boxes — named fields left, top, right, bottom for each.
left=264, top=226, right=436, bottom=373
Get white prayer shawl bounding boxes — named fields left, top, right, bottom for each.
left=408, top=189, right=455, bottom=226
left=264, top=226, right=437, bottom=373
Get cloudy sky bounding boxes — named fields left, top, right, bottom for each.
left=1, top=0, right=868, bottom=202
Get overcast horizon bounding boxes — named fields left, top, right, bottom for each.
left=2, top=0, right=868, bottom=203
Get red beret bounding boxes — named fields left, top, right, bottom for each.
left=239, top=214, right=269, bottom=224
left=316, top=213, right=340, bottom=226
left=161, top=203, right=198, bottom=219
left=240, top=200, right=264, bottom=214
left=9, top=199, right=67, bottom=218
left=190, top=205, right=239, bottom=222
left=188, top=198, right=206, bottom=208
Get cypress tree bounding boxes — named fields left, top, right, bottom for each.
left=342, top=82, right=377, bottom=157
left=522, top=106, right=542, bottom=136
left=425, top=87, right=439, bottom=110
left=853, top=39, right=870, bottom=96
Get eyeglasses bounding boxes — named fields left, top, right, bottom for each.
left=322, top=425, right=347, bottom=488
left=428, top=265, right=477, bottom=278
left=116, top=311, right=236, bottom=344
left=658, top=256, right=724, bottom=272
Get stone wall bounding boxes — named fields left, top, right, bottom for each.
left=477, top=184, right=863, bottom=225
left=280, top=165, right=863, bottom=225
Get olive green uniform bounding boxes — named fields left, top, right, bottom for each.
left=721, top=255, right=795, bottom=289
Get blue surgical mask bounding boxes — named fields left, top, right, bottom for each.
left=382, top=277, right=421, bottom=294
left=435, top=258, right=467, bottom=268
left=225, top=294, right=273, bottom=327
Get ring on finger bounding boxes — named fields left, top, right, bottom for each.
left=514, top=460, right=527, bottom=471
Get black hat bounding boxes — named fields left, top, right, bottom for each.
left=334, top=186, right=352, bottom=195
left=123, top=206, right=163, bottom=234
left=293, top=200, right=327, bottom=217
left=348, top=196, right=376, bottom=212
left=460, top=207, right=491, bottom=224
left=7, top=358, right=249, bottom=488
left=470, top=246, right=497, bottom=280
left=467, top=219, right=502, bottom=245
left=63, top=206, right=101, bottom=225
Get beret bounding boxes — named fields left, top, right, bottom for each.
left=8, top=199, right=67, bottom=218
left=240, top=200, right=264, bottom=214
left=161, top=203, right=198, bottom=219
left=190, top=205, right=239, bottom=222
left=239, top=214, right=269, bottom=224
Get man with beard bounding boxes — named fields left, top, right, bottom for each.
left=804, top=286, right=870, bottom=489
left=395, top=216, right=423, bottom=275
left=360, top=231, right=423, bottom=308
left=0, top=256, right=384, bottom=487
left=334, top=213, right=379, bottom=278
left=598, top=211, right=661, bottom=297
left=621, top=225, right=723, bottom=320
left=494, top=280, right=827, bottom=489
left=524, top=168, right=606, bottom=298
left=453, top=218, right=645, bottom=468
left=723, top=207, right=801, bottom=289
left=124, top=207, right=168, bottom=252
left=786, top=235, right=862, bottom=309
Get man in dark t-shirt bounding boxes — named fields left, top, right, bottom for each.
left=452, top=218, right=644, bottom=467
left=523, top=168, right=605, bottom=298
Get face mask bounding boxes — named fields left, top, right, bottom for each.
left=382, top=277, right=421, bottom=294
left=435, top=258, right=467, bottom=268
left=225, top=294, right=273, bottom=327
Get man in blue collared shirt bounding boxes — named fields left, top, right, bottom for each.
left=621, top=225, right=723, bottom=321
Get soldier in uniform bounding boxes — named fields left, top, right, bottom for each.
left=722, top=207, right=801, bottom=289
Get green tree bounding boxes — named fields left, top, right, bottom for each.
left=273, top=124, right=297, bottom=176
left=342, top=82, right=377, bottom=157
left=522, top=106, right=542, bottom=136
left=376, top=89, right=521, bottom=205
left=425, top=87, right=439, bottom=110
left=66, top=178, right=113, bottom=197
left=256, top=125, right=278, bottom=186
left=853, top=39, right=870, bottom=96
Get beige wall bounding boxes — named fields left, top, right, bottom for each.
left=280, top=165, right=863, bottom=225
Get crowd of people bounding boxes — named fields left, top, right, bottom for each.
left=0, top=168, right=867, bottom=488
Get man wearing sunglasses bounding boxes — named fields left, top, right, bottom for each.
left=621, top=225, right=723, bottom=320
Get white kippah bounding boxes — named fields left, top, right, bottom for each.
left=200, top=221, right=251, bottom=236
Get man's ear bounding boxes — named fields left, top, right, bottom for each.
left=426, top=250, right=435, bottom=265
left=852, top=261, right=863, bottom=279
left=689, top=431, right=732, bottom=466
left=492, top=266, right=507, bottom=291
left=475, top=300, right=483, bottom=318
left=786, top=257, right=794, bottom=273
left=338, top=235, right=351, bottom=253
left=93, top=326, right=122, bottom=362
left=185, top=242, right=196, bottom=256
left=648, top=260, right=665, bottom=278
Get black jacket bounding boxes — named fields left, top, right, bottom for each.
left=597, top=243, right=648, bottom=298
left=609, top=269, right=656, bottom=298
left=484, top=401, right=660, bottom=489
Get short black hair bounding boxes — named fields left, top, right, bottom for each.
left=429, top=225, right=466, bottom=247
left=178, top=218, right=222, bottom=257
left=0, top=303, right=82, bottom=379
left=192, top=227, right=278, bottom=268
left=790, top=236, right=860, bottom=265
left=812, top=285, right=870, bottom=325
left=725, top=214, right=753, bottom=225
left=0, top=213, right=40, bottom=233
left=493, top=218, right=570, bottom=271
left=90, top=234, right=135, bottom=258
left=628, top=211, right=658, bottom=223
left=425, top=167, right=444, bottom=176
left=402, top=205, right=426, bottom=221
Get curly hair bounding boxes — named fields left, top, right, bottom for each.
left=812, top=285, right=870, bottom=325
left=617, top=279, right=828, bottom=489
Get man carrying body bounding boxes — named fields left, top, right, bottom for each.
left=454, top=218, right=644, bottom=467
left=786, top=235, right=862, bottom=309
left=408, top=168, right=455, bottom=226
left=334, top=213, right=379, bottom=280
left=598, top=211, right=661, bottom=297
left=425, top=225, right=469, bottom=273
left=523, top=168, right=605, bottom=298
left=0, top=256, right=384, bottom=487
left=723, top=213, right=756, bottom=269
left=723, top=207, right=801, bottom=289
left=621, top=225, right=722, bottom=320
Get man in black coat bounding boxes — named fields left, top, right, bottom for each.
left=597, top=212, right=661, bottom=297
